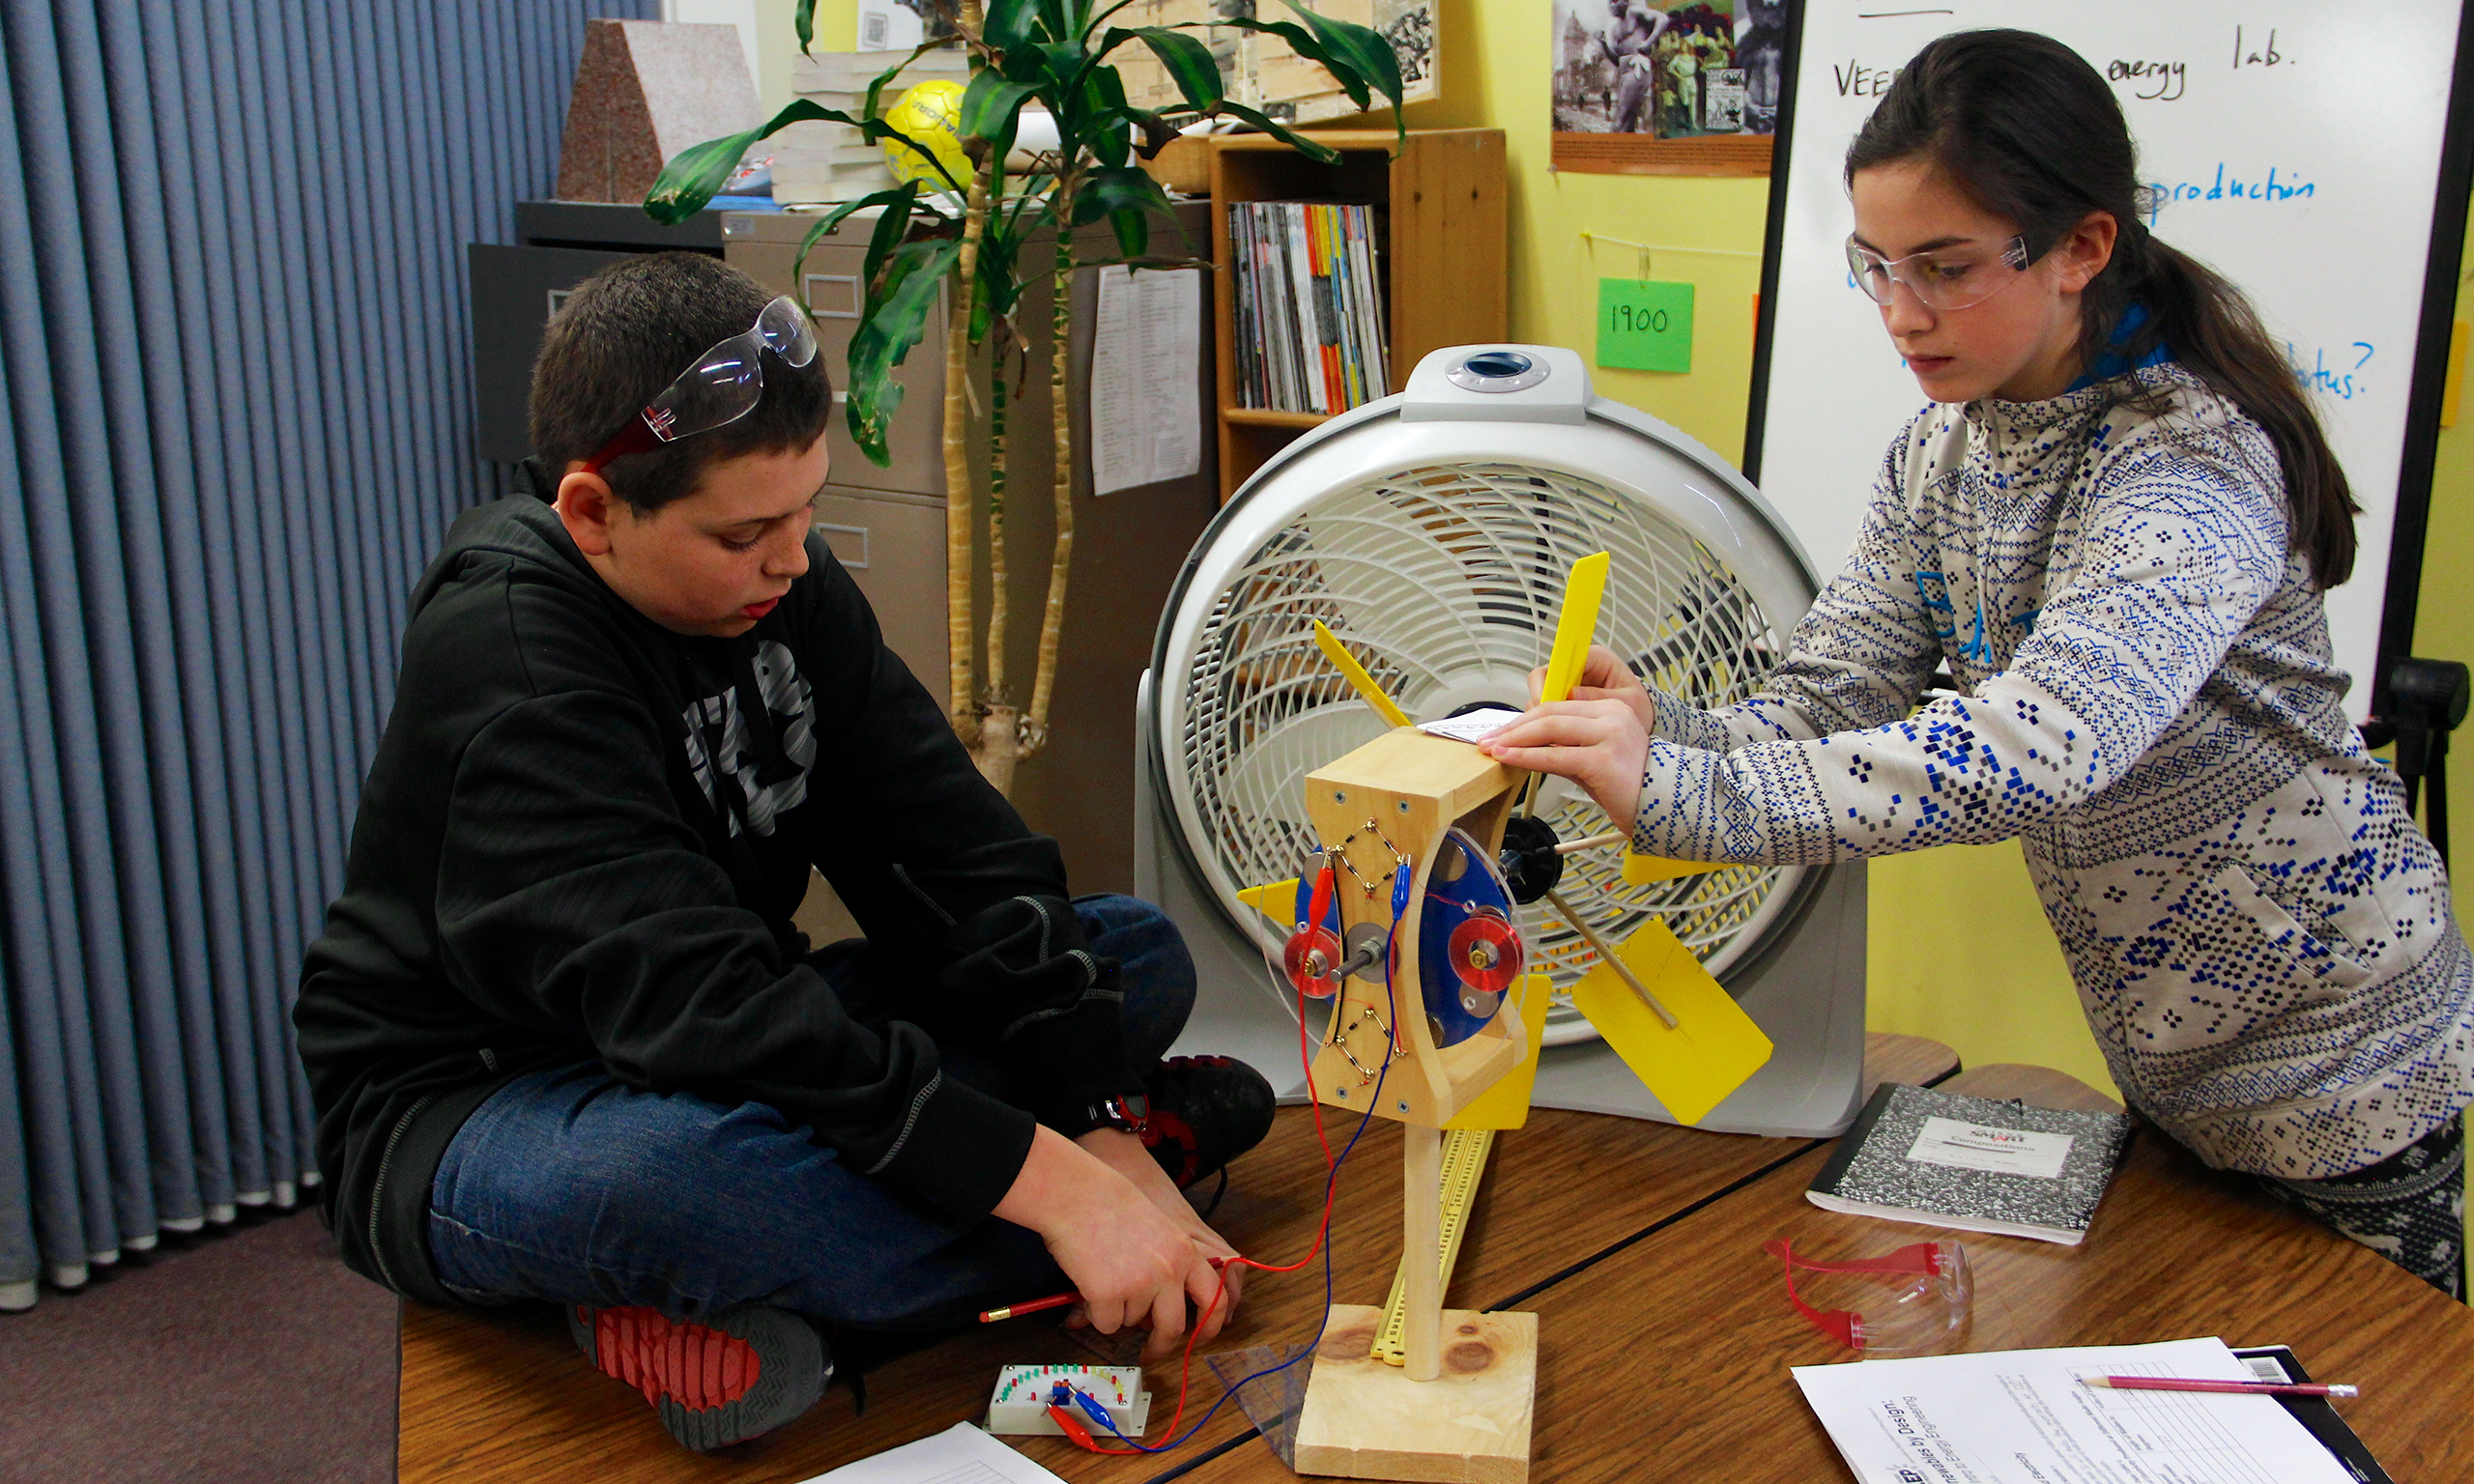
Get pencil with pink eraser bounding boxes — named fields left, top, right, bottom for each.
left=2082, top=1375, right=2358, bottom=1399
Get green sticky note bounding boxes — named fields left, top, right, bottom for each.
left=1597, top=278, right=1695, bottom=373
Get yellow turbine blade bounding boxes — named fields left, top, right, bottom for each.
left=1237, top=877, right=1300, bottom=928
left=1621, top=851, right=1725, bottom=885
left=1311, top=620, right=1411, bottom=728
left=1568, top=917, right=1773, bottom=1126
left=1538, top=551, right=1611, bottom=705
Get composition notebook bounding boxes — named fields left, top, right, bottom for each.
left=1806, top=1082, right=2136, bottom=1244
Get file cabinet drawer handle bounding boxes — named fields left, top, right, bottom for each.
left=814, top=521, right=870, bottom=569
left=804, top=273, right=861, bottom=320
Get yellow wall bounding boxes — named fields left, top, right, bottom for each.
left=1407, top=0, right=2115, bottom=1090
left=778, top=1, right=2474, bottom=1095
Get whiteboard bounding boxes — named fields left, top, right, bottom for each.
left=1745, top=2, right=2468, bottom=706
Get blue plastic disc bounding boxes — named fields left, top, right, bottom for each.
left=1418, top=828, right=1518, bottom=1046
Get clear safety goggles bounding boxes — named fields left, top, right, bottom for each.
left=1845, top=235, right=2032, bottom=313
left=1766, top=1238, right=1973, bottom=1356
left=583, top=295, right=820, bottom=473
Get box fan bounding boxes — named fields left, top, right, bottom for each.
left=1137, top=347, right=1868, bottom=1137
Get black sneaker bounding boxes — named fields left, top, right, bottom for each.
left=1139, top=1055, right=1276, bottom=1189
left=566, top=1302, right=829, bottom=1452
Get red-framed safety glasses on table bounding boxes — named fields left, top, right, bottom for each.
left=1766, top=1238, right=1973, bottom=1356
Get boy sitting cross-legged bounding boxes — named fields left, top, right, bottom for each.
left=295, top=252, right=1273, bottom=1452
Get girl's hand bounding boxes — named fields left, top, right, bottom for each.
left=1480, top=698, right=1649, bottom=835
left=1525, top=643, right=1658, bottom=735
left=992, top=1126, right=1228, bottom=1359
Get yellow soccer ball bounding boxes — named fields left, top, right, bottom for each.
left=879, top=79, right=971, bottom=188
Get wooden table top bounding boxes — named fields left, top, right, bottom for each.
left=401, top=1035, right=1967, bottom=1484
left=423, top=1032, right=2474, bottom=1484
left=403, top=1038, right=2474, bottom=1483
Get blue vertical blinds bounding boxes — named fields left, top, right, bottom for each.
left=0, top=0, right=657, bottom=1310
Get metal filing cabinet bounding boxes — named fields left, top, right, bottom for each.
left=725, top=205, right=1219, bottom=896
left=723, top=211, right=953, bottom=694
left=469, top=202, right=734, bottom=464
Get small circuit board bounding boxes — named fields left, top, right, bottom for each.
left=987, top=1364, right=1152, bottom=1438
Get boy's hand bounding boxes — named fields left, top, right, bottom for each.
left=1478, top=697, right=1650, bottom=835
left=1525, top=643, right=1658, bottom=734
left=1076, top=1127, right=1246, bottom=1313
left=992, top=1126, right=1235, bottom=1359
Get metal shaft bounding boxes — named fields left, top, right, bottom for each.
left=1543, top=888, right=1680, bottom=1029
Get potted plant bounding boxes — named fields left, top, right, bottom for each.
left=644, top=0, right=1403, bottom=792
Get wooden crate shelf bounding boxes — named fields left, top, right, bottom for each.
left=1207, top=128, right=1508, bottom=501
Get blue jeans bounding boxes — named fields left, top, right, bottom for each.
left=425, top=894, right=1196, bottom=1329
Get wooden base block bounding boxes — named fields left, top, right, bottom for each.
left=1293, top=1305, right=1537, bottom=1484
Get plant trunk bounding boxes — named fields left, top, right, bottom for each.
left=985, top=356, right=1009, bottom=710
left=942, top=158, right=992, bottom=747
left=974, top=700, right=1021, bottom=794
left=1023, top=219, right=1075, bottom=756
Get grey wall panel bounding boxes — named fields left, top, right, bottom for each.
left=0, top=0, right=657, bottom=1309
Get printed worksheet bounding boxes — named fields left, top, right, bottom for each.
left=1791, top=1337, right=2352, bottom=1483
left=1089, top=265, right=1202, bottom=496
left=791, top=1420, right=1069, bottom=1484
left=1418, top=706, right=1523, bottom=743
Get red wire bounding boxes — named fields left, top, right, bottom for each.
left=1046, top=1405, right=1139, bottom=1455
left=1056, top=976, right=1350, bottom=1454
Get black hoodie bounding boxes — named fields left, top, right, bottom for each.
left=295, top=497, right=1136, bottom=1305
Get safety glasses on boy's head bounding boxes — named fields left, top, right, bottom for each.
left=582, top=295, right=820, bottom=474
left=1844, top=235, right=2032, bottom=313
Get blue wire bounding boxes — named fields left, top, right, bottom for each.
left=1091, top=1045, right=1394, bottom=1454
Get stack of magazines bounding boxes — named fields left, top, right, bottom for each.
left=1228, top=200, right=1390, bottom=414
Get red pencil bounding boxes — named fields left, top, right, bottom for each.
left=978, top=1290, right=1080, bottom=1324
left=2084, top=1375, right=2357, bottom=1399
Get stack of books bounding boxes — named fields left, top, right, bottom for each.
left=770, top=49, right=969, bottom=205
left=1228, top=200, right=1390, bottom=415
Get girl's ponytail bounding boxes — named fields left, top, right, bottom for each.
left=2117, top=226, right=2358, bottom=585
left=1848, top=30, right=2361, bottom=587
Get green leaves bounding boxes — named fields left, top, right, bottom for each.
left=1209, top=2, right=1408, bottom=148
left=961, top=67, right=1040, bottom=143
left=1074, top=164, right=1177, bottom=259
left=644, top=99, right=954, bottom=223
left=789, top=183, right=923, bottom=302
left=983, top=0, right=1046, bottom=53
left=641, top=0, right=1411, bottom=467
left=847, top=236, right=963, bottom=464
left=1213, top=101, right=1340, bottom=164
left=1286, top=2, right=1404, bottom=117
left=1104, top=26, right=1223, bottom=112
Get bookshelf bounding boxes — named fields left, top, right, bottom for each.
left=1206, top=128, right=1507, bottom=501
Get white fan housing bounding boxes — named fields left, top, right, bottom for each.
left=1140, top=346, right=1867, bottom=1137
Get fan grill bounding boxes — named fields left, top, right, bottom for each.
left=1173, top=461, right=1797, bottom=1037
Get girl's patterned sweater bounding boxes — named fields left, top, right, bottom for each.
left=1634, top=364, right=2473, bottom=1179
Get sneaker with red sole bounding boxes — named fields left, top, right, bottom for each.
left=566, top=1302, right=829, bottom=1452
left=1138, top=1055, right=1276, bottom=1189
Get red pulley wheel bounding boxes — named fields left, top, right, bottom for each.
left=1282, top=926, right=1344, bottom=998
left=1445, top=911, right=1523, bottom=994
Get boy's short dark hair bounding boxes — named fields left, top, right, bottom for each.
left=530, top=252, right=834, bottom=515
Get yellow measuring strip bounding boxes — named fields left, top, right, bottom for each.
left=1370, top=1127, right=1497, bottom=1365
left=1311, top=620, right=1413, bottom=729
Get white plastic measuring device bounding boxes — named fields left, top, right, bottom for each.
left=1370, top=1127, right=1497, bottom=1365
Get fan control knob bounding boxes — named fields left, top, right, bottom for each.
left=1446, top=349, right=1552, bottom=393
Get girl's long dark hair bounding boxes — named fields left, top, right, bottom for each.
left=1846, top=29, right=2359, bottom=587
